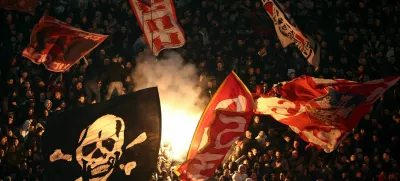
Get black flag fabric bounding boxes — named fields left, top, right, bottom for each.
left=42, top=87, right=161, bottom=181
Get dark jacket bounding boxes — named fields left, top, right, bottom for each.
left=107, top=62, right=124, bottom=82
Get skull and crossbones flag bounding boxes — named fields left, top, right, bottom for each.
left=42, top=87, right=161, bottom=181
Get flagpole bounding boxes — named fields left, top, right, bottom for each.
left=150, top=2, right=154, bottom=55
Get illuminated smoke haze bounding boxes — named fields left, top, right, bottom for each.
left=132, top=51, right=202, bottom=161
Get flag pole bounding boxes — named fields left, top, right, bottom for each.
left=150, top=2, right=154, bottom=54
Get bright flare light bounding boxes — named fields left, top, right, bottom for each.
left=161, top=103, right=202, bottom=161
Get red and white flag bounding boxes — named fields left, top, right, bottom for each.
left=129, top=0, right=185, bottom=56
left=262, top=0, right=320, bottom=69
left=0, top=0, right=37, bottom=14
left=175, top=72, right=254, bottom=180
left=255, top=75, right=400, bottom=152
left=22, top=15, right=108, bottom=72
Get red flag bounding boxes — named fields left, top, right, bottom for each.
left=0, top=0, right=37, bottom=14
left=255, top=75, right=400, bottom=152
left=176, top=110, right=253, bottom=180
left=129, top=0, right=185, bottom=56
left=137, top=0, right=150, bottom=6
left=175, top=71, right=254, bottom=180
left=22, top=15, right=108, bottom=72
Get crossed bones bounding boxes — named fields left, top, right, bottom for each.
left=50, top=132, right=148, bottom=176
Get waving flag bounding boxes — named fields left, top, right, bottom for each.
left=0, top=0, right=37, bottom=14
left=175, top=72, right=254, bottom=180
left=255, top=75, right=400, bottom=152
left=22, top=15, right=107, bottom=72
left=262, top=0, right=320, bottom=69
left=43, top=87, right=161, bottom=181
left=129, top=0, right=185, bottom=56
left=138, top=0, right=150, bottom=6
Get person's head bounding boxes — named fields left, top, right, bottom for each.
left=238, top=165, right=246, bottom=174
left=28, top=108, right=34, bottom=115
left=66, top=17, right=73, bottom=24
left=253, top=115, right=260, bottom=123
left=259, top=47, right=267, bottom=54
left=78, top=95, right=85, bottom=103
left=54, top=92, right=62, bottom=99
left=7, top=78, right=14, bottom=85
left=250, top=172, right=257, bottom=180
left=251, top=148, right=258, bottom=156
left=245, top=131, right=252, bottom=139
left=275, top=151, right=281, bottom=159
left=45, top=100, right=52, bottom=109
left=358, top=65, right=364, bottom=72
left=112, top=57, right=118, bottom=63
left=1, top=136, right=7, bottom=145
left=350, top=154, right=356, bottom=161
left=383, top=152, right=390, bottom=161
left=82, top=16, right=87, bottom=23
left=271, top=173, right=277, bottom=180
left=21, top=71, right=28, bottom=79
left=223, top=169, right=230, bottom=177
left=76, top=81, right=83, bottom=89
left=291, top=150, right=298, bottom=158
left=284, top=135, right=291, bottom=142
left=289, top=72, right=296, bottom=80
left=293, top=140, right=299, bottom=148
left=24, top=81, right=31, bottom=89
left=258, top=130, right=265, bottom=137
left=265, top=140, right=271, bottom=147
left=207, top=80, right=213, bottom=88
left=126, top=61, right=132, bottom=69
left=248, top=67, right=254, bottom=74
left=372, top=135, right=378, bottom=142
left=217, top=61, right=223, bottom=70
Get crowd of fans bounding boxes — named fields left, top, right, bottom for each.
left=0, top=0, right=400, bottom=180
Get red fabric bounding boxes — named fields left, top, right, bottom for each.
left=255, top=75, right=400, bottom=152
left=137, top=0, right=150, bottom=6
left=0, top=0, right=37, bottom=14
left=176, top=110, right=253, bottom=181
left=129, top=0, right=185, bottom=56
left=185, top=72, right=253, bottom=160
left=175, top=72, right=254, bottom=180
left=22, top=15, right=108, bottom=72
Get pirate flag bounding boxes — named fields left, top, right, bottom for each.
left=42, top=87, right=161, bottom=181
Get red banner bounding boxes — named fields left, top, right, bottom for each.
left=22, top=15, right=108, bottom=72
left=176, top=110, right=253, bottom=180
left=0, top=0, right=37, bottom=14
left=129, top=0, right=185, bottom=56
left=175, top=71, right=254, bottom=180
left=256, top=75, right=400, bottom=152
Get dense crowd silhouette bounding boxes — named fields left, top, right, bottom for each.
left=0, top=0, right=400, bottom=180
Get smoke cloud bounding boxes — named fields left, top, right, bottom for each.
left=132, top=51, right=203, bottom=161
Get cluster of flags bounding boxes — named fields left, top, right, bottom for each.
left=1, top=0, right=400, bottom=180
left=1, top=0, right=185, bottom=72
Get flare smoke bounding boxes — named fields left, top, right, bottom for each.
left=132, top=51, right=202, bottom=161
